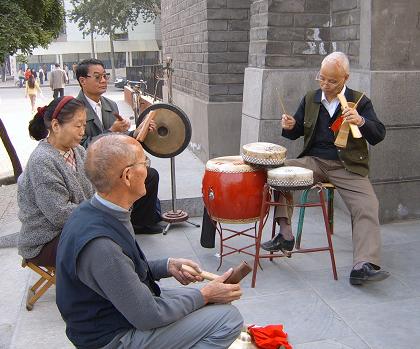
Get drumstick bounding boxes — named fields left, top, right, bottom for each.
left=276, top=87, right=288, bottom=115
left=136, top=110, right=157, bottom=142
left=181, top=261, right=252, bottom=284
left=112, top=111, right=124, bottom=121
left=181, top=264, right=219, bottom=281
left=353, top=93, right=365, bottom=109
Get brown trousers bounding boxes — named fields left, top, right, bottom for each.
left=275, top=156, right=381, bottom=267
left=27, top=234, right=60, bottom=267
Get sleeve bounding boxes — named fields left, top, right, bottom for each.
left=77, top=238, right=205, bottom=330
left=29, top=159, right=80, bottom=229
left=281, top=96, right=306, bottom=140
left=357, top=97, right=386, bottom=145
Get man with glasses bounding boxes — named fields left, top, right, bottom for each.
left=261, top=52, right=390, bottom=286
left=76, top=58, right=163, bottom=235
left=56, top=134, right=243, bottom=349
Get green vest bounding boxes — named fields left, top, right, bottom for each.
left=301, top=89, right=369, bottom=177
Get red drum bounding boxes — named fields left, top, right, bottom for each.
left=202, top=156, right=267, bottom=223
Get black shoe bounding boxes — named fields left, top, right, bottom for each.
left=261, top=234, right=295, bottom=252
left=134, top=223, right=163, bottom=235
left=349, top=263, right=390, bottom=286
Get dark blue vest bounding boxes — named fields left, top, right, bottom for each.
left=56, top=201, right=161, bottom=349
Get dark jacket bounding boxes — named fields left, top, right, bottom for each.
left=76, top=91, right=119, bottom=149
left=283, top=87, right=385, bottom=176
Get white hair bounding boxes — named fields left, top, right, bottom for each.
left=321, top=51, right=350, bottom=74
left=85, top=134, right=138, bottom=193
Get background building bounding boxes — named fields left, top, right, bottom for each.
left=24, top=0, right=161, bottom=74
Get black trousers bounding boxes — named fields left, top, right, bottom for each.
left=53, top=88, right=64, bottom=99
left=131, top=167, right=161, bottom=228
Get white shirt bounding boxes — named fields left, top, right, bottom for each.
left=321, top=85, right=346, bottom=118
left=84, top=94, right=103, bottom=125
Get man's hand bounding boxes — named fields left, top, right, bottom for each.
left=281, top=114, right=296, bottom=130
left=343, top=107, right=364, bottom=126
left=168, top=258, right=204, bottom=285
left=200, top=269, right=242, bottom=304
left=109, top=118, right=130, bottom=133
left=133, top=118, right=157, bottom=138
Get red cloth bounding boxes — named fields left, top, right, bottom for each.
left=248, top=324, right=292, bottom=349
left=330, top=115, right=345, bottom=132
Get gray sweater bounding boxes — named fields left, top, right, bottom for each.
left=18, top=140, right=94, bottom=259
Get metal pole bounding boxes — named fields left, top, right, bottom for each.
left=170, top=157, right=177, bottom=212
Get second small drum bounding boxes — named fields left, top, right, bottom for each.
left=202, top=156, right=267, bottom=223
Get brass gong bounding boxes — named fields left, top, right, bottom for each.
left=136, top=103, right=192, bottom=158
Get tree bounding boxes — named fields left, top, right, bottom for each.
left=69, top=0, right=160, bottom=80
left=0, top=0, right=64, bottom=63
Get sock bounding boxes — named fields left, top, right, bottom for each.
left=277, top=217, right=294, bottom=241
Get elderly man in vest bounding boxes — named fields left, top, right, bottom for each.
left=56, top=134, right=243, bottom=349
left=261, top=52, right=389, bottom=286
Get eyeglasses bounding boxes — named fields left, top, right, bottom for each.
left=119, top=157, right=151, bottom=178
left=86, top=73, right=111, bottom=82
left=315, top=71, right=344, bottom=88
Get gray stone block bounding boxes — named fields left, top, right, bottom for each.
left=305, top=27, right=330, bottom=41
left=331, top=25, right=359, bottom=40
left=267, top=13, right=294, bottom=27
left=294, top=14, right=330, bottom=28
left=269, top=0, right=305, bottom=13
left=227, top=63, right=247, bottom=73
left=207, top=30, right=249, bottom=42
left=227, top=42, right=250, bottom=52
left=207, top=8, right=249, bottom=20
left=206, top=51, right=249, bottom=63
left=332, top=0, right=358, bottom=12
left=228, top=19, right=250, bottom=31
left=207, top=20, right=228, bottom=31
left=227, top=0, right=251, bottom=9
left=267, top=27, right=305, bottom=41
left=305, top=0, right=330, bottom=13
left=206, top=0, right=226, bottom=8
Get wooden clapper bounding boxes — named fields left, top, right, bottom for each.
left=334, top=93, right=363, bottom=147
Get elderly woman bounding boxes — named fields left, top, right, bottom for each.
left=18, top=96, right=94, bottom=267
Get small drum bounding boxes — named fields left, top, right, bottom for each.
left=241, top=142, right=287, bottom=167
left=202, top=156, right=267, bottom=223
left=267, top=166, right=314, bottom=189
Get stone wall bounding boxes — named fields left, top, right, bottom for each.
left=161, top=0, right=250, bottom=103
left=249, top=0, right=331, bottom=69
left=331, top=0, right=361, bottom=66
left=161, top=0, right=251, bottom=161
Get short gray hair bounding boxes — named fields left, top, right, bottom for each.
left=321, top=51, right=350, bottom=74
left=85, top=134, right=138, bottom=193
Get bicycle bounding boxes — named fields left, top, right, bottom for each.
left=127, top=80, right=147, bottom=126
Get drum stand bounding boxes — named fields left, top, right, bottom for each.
left=161, top=57, right=200, bottom=234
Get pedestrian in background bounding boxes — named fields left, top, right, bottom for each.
left=17, top=68, right=25, bottom=88
left=25, top=76, right=42, bottom=112
left=43, top=64, right=48, bottom=82
left=50, top=63, right=67, bottom=99
left=39, top=67, right=44, bottom=85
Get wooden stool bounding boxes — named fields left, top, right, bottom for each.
left=22, top=260, right=56, bottom=310
left=296, top=182, right=335, bottom=249
left=251, top=183, right=337, bottom=288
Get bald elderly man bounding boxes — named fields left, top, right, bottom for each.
left=56, top=134, right=243, bottom=349
left=261, top=51, right=389, bottom=286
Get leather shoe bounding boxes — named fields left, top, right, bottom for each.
left=349, top=263, right=390, bottom=285
left=261, top=234, right=295, bottom=252
left=134, top=223, right=164, bottom=235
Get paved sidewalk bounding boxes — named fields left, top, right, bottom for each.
left=1, top=181, right=420, bottom=349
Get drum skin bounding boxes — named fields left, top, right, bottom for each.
left=202, top=157, right=267, bottom=223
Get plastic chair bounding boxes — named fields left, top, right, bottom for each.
left=296, top=182, right=335, bottom=249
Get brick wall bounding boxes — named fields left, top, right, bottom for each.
left=331, top=0, right=361, bottom=66
left=161, top=0, right=251, bottom=102
left=249, top=0, right=332, bottom=68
